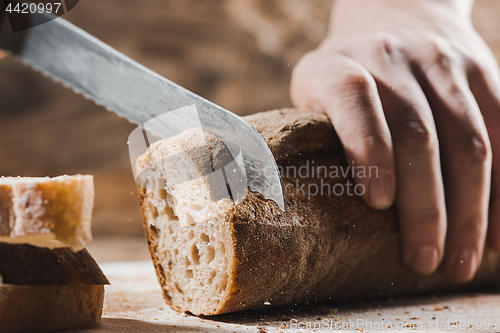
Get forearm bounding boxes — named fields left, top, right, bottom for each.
left=329, top=0, right=474, bottom=35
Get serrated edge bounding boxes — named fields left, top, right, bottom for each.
left=4, top=50, right=139, bottom=125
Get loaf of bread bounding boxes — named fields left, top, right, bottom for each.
left=0, top=175, right=94, bottom=251
left=136, top=109, right=500, bottom=315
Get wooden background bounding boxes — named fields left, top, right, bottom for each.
left=0, top=0, right=499, bottom=239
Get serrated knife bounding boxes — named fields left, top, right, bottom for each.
left=0, top=12, right=285, bottom=210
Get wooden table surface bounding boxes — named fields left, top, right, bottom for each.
left=72, top=239, right=500, bottom=333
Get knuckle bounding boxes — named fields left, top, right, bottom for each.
left=461, top=216, right=487, bottom=236
left=403, top=207, right=444, bottom=233
left=362, top=132, right=391, bottom=150
left=330, top=70, right=374, bottom=95
left=448, top=216, right=487, bottom=248
left=423, top=37, right=458, bottom=72
left=455, top=131, right=491, bottom=165
left=291, top=50, right=327, bottom=108
left=430, top=36, right=453, bottom=57
left=435, top=48, right=455, bottom=68
left=292, top=50, right=378, bottom=112
left=343, top=130, right=391, bottom=154
left=444, top=83, right=463, bottom=100
left=291, top=50, right=320, bottom=82
left=393, top=118, right=438, bottom=152
left=374, top=33, right=405, bottom=60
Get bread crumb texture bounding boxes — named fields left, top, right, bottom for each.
left=137, top=129, right=236, bottom=315
left=137, top=109, right=500, bottom=316
left=0, top=175, right=94, bottom=251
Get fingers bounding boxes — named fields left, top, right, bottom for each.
left=290, top=43, right=497, bottom=281
left=467, top=60, right=500, bottom=255
left=420, top=62, right=492, bottom=282
left=328, top=35, right=448, bottom=275
left=291, top=51, right=395, bottom=209
left=291, top=49, right=447, bottom=275
left=376, top=74, right=447, bottom=275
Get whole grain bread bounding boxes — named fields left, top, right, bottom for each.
left=137, top=109, right=500, bottom=316
left=0, top=175, right=94, bottom=251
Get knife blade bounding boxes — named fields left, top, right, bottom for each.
left=0, top=12, right=285, bottom=210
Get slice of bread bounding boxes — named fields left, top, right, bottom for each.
left=0, top=175, right=94, bottom=251
left=136, top=109, right=500, bottom=316
left=0, top=174, right=107, bottom=332
left=136, top=128, right=236, bottom=315
left=0, top=243, right=109, bottom=333
left=0, top=284, right=105, bottom=333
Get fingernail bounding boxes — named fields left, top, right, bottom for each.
left=411, top=246, right=439, bottom=275
left=452, top=248, right=477, bottom=282
left=369, top=172, right=393, bottom=209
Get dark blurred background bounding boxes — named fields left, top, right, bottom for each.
left=1, top=0, right=499, bottom=260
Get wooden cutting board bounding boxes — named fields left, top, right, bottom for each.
left=67, top=261, right=500, bottom=332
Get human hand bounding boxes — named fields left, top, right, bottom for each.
left=291, top=0, right=500, bottom=282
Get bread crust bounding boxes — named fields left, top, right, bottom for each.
left=0, top=243, right=108, bottom=333
left=138, top=109, right=500, bottom=315
left=0, top=243, right=109, bottom=286
left=0, top=284, right=104, bottom=333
